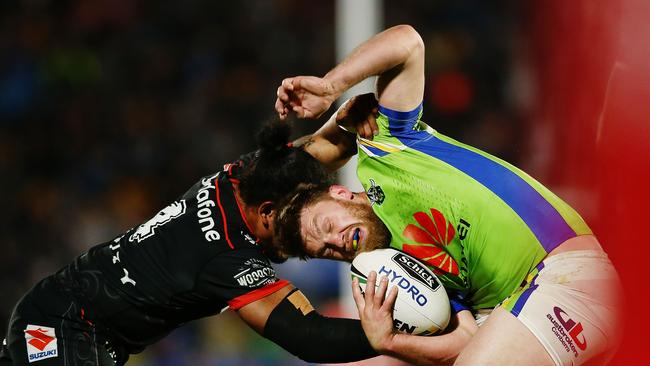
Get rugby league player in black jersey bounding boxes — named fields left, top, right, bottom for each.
left=0, top=115, right=376, bottom=365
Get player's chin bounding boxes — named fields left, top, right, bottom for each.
left=337, top=248, right=359, bottom=262
left=324, top=249, right=355, bottom=262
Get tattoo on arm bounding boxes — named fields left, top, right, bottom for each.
left=293, top=136, right=316, bottom=149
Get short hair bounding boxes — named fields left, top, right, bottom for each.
left=273, top=183, right=331, bottom=261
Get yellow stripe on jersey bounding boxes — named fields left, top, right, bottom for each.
left=358, top=138, right=404, bottom=153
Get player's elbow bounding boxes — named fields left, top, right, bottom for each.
left=441, top=312, right=478, bottom=364
left=445, top=336, right=472, bottom=365
left=423, top=336, right=469, bottom=366
left=392, top=24, right=425, bottom=57
left=428, top=311, right=476, bottom=365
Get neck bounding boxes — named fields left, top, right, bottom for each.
left=232, top=183, right=273, bottom=242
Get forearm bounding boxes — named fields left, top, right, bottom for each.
left=263, top=291, right=377, bottom=363
left=276, top=25, right=423, bottom=121
left=324, top=25, right=424, bottom=101
left=377, top=311, right=477, bottom=366
left=382, top=332, right=465, bottom=366
left=296, top=102, right=357, bottom=171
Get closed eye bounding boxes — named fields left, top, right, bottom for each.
left=325, top=219, right=332, bottom=234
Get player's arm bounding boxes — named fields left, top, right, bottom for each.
left=275, top=24, right=425, bottom=120
left=294, top=94, right=379, bottom=171
left=292, top=103, right=357, bottom=172
left=379, top=311, right=476, bottom=366
left=237, top=283, right=377, bottom=363
left=352, top=273, right=478, bottom=366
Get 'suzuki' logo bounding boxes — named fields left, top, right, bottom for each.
left=554, top=306, right=587, bottom=351
left=401, top=208, right=459, bottom=276
left=24, top=325, right=58, bottom=362
left=25, top=328, right=54, bottom=350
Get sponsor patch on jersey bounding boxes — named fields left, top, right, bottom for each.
left=401, top=208, right=460, bottom=276
left=195, top=174, right=221, bottom=242
left=24, top=325, right=58, bottom=363
left=234, top=259, right=277, bottom=287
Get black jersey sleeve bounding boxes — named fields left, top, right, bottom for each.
left=196, top=248, right=290, bottom=310
left=264, top=289, right=377, bottom=363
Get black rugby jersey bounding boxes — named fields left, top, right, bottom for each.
left=56, top=154, right=289, bottom=350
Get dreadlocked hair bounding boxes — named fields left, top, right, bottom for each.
left=273, top=183, right=332, bottom=262
left=237, top=117, right=334, bottom=262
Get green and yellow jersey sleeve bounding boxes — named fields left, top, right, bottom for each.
left=356, top=104, right=591, bottom=309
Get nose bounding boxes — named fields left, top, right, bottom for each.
left=325, top=232, right=346, bottom=249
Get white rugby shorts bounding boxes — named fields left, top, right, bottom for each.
left=500, top=250, right=622, bottom=366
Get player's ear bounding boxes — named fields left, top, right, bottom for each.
left=258, top=201, right=276, bottom=227
left=329, top=185, right=354, bottom=200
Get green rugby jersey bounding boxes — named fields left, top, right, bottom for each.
left=356, top=104, right=592, bottom=309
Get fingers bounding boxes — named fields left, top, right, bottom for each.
left=336, top=94, right=380, bottom=139
left=352, top=271, right=396, bottom=316
left=359, top=108, right=379, bottom=139
left=275, top=98, right=288, bottom=120
left=292, top=76, right=316, bottom=93
left=365, top=271, right=377, bottom=300
left=374, top=275, right=389, bottom=309
left=281, top=78, right=295, bottom=92
left=292, top=106, right=309, bottom=119
left=382, top=283, right=398, bottom=313
left=276, top=79, right=293, bottom=104
left=275, top=78, right=297, bottom=119
left=275, top=76, right=334, bottom=120
left=364, top=271, right=393, bottom=308
left=360, top=121, right=373, bottom=140
left=276, top=85, right=288, bottom=103
left=369, top=108, right=379, bottom=135
left=354, top=114, right=379, bottom=140
left=351, top=277, right=365, bottom=313
left=352, top=273, right=396, bottom=353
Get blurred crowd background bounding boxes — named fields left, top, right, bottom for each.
left=2, top=0, right=648, bottom=365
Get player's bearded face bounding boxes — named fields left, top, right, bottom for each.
left=300, top=197, right=390, bottom=261
left=339, top=199, right=391, bottom=253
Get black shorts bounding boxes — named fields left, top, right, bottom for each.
left=1, top=276, right=127, bottom=366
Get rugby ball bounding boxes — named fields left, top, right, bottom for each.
left=351, top=248, right=450, bottom=336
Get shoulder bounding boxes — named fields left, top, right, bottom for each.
left=201, top=247, right=282, bottom=291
